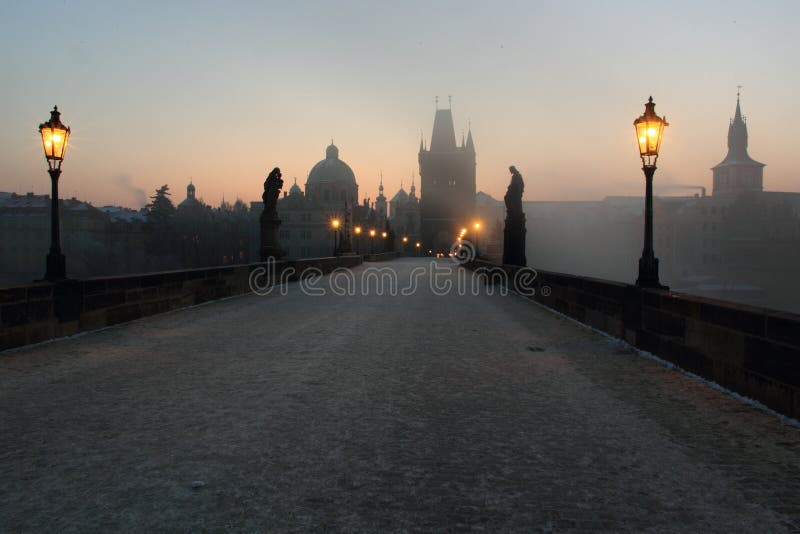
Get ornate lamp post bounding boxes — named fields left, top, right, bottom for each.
left=369, top=229, right=376, bottom=254
left=39, top=106, right=71, bottom=281
left=633, top=96, right=668, bottom=289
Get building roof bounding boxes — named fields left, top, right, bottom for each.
left=390, top=187, right=408, bottom=203
left=307, top=143, right=357, bottom=187
left=713, top=95, right=765, bottom=169
left=99, top=205, right=147, bottom=222
left=0, top=192, right=50, bottom=209
left=429, top=108, right=457, bottom=151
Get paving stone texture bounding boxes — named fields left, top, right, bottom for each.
left=1, top=259, right=799, bottom=532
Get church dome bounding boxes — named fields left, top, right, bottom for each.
left=288, top=177, right=303, bottom=196
left=307, top=143, right=357, bottom=187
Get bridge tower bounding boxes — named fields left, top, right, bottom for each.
left=418, top=102, right=476, bottom=252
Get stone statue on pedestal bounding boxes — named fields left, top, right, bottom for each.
left=503, top=165, right=527, bottom=266
left=260, top=167, right=285, bottom=260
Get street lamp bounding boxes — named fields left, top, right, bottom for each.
left=369, top=229, right=376, bottom=254
left=473, top=221, right=481, bottom=256
left=415, top=241, right=421, bottom=257
left=39, top=106, right=71, bottom=281
left=633, top=96, right=668, bottom=289
left=354, top=225, right=362, bottom=254
left=331, top=218, right=340, bottom=255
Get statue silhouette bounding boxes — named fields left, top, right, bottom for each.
left=503, top=165, right=527, bottom=266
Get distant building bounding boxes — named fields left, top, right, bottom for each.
left=712, top=93, right=765, bottom=196
left=388, top=175, right=421, bottom=251
left=419, top=105, right=476, bottom=252
left=178, top=180, right=202, bottom=210
left=0, top=192, right=138, bottom=284
left=275, top=143, right=387, bottom=258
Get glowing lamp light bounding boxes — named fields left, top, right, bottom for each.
left=415, top=242, right=421, bottom=248
left=354, top=226, right=362, bottom=235
left=39, top=106, right=71, bottom=170
left=402, top=236, right=408, bottom=243
left=633, top=96, right=668, bottom=168
left=473, top=222, right=481, bottom=230
left=331, top=218, right=340, bottom=229
left=369, top=229, right=376, bottom=237
left=381, top=231, right=387, bottom=239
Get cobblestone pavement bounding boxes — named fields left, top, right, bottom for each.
left=1, top=259, right=799, bottom=532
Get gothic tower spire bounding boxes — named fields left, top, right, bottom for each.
left=711, top=90, right=765, bottom=195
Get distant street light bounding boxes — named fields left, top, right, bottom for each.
left=331, top=218, right=340, bottom=255
left=354, top=226, right=362, bottom=254
left=369, top=229, right=376, bottom=254
left=38, top=106, right=71, bottom=281
left=633, top=96, right=669, bottom=289
left=473, top=221, right=482, bottom=257
left=415, top=241, right=421, bottom=257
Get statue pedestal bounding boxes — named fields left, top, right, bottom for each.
left=503, top=214, right=527, bottom=267
left=336, top=234, right=353, bottom=255
left=260, top=214, right=285, bottom=260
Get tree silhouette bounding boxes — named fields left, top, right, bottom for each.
left=144, top=185, right=177, bottom=262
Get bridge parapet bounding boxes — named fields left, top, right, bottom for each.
left=0, top=255, right=362, bottom=352
left=466, top=259, right=800, bottom=420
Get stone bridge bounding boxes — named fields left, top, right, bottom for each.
left=1, top=258, right=799, bottom=531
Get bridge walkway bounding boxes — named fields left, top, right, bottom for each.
left=1, top=259, right=798, bottom=531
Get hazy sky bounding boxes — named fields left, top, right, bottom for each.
left=1, top=1, right=798, bottom=208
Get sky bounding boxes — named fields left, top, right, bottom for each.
left=1, top=0, right=798, bottom=208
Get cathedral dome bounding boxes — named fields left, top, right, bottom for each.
left=307, top=143, right=357, bottom=187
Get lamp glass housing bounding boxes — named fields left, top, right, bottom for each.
left=633, top=97, right=667, bottom=167
left=39, top=106, right=70, bottom=164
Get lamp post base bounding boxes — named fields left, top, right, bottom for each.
left=636, top=255, right=668, bottom=290
left=45, top=251, right=66, bottom=282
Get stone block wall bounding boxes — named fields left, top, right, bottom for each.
left=0, top=255, right=362, bottom=352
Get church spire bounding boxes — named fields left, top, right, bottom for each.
left=734, top=85, right=743, bottom=123
left=712, top=90, right=765, bottom=195
left=465, top=124, right=475, bottom=154
left=410, top=172, right=416, bottom=198
left=727, top=89, right=750, bottom=160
